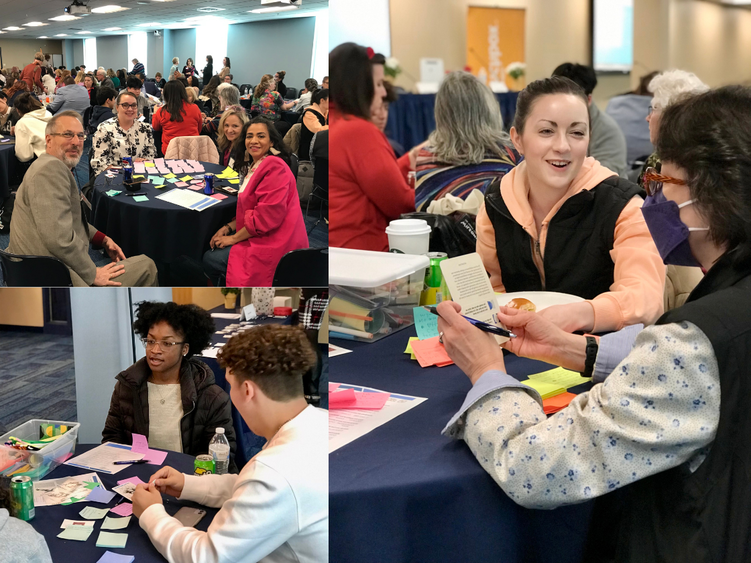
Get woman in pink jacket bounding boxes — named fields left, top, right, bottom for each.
left=204, top=116, right=308, bottom=286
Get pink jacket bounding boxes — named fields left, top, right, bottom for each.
left=226, top=156, right=308, bottom=286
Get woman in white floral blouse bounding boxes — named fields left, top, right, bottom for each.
left=90, top=90, right=157, bottom=176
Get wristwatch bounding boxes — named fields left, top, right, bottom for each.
left=581, top=336, right=598, bottom=378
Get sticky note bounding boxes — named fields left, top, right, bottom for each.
left=175, top=181, right=189, bottom=187
left=163, top=173, right=176, bottom=179
left=329, top=383, right=341, bottom=393
left=329, top=388, right=355, bottom=404
left=110, top=503, right=133, bottom=517
left=86, top=486, right=116, bottom=504
left=132, top=195, right=149, bottom=202
left=80, top=506, right=110, bottom=519
left=102, top=516, right=132, bottom=530
left=131, top=434, right=149, bottom=454
left=96, top=531, right=129, bottom=549
left=106, top=190, right=122, bottom=197
left=228, top=179, right=240, bottom=184
left=210, top=193, right=228, bottom=200
left=412, top=307, right=440, bottom=340
left=96, top=552, right=135, bottom=563
left=149, top=176, right=165, bottom=185
left=528, top=367, right=590, bottom=389
left=404, top=336, right=418, bottom=360
left=132, top=174, right=145, bottom=180
left=543, top=392, right=577, bottom=415
left=410, top=336, right=454, bottom=368
left=61, top=519, right=95, bottom=529
left=220, top=166, right=235, bottom=176
left=58, top=526, right=94, bottom=541
left=117, top=476, right=145, bottom=487
left=330, top=388, right=390, bottom=410
left=520, top=379, right=566, bottom=400
left=143, top=449, right=168, bottom=465
left=144, top=162, right=155, bottom=167
left=166, top=177, right=180, bottom=183
left=188, top=184, right=203, bottom=191
left=179, top=175, right=193, bottom=181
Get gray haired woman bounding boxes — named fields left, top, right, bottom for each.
left=414, top=71, right=520, bottom=212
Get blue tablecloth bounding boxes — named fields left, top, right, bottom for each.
left=30, top=443, right=218, bottom=562
left=386, top=92, right=520, bottom=150
left=329, top=328, right=594, bottom=563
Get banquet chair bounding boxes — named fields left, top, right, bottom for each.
left=163, top=136, right=220, bottom=164
left=285, top=87, right=297, bottom=100
left=0, top=248, right=72, bottom=287
left=239, top=84, right=252, bottom=96
left=305, top=157, right=328, bottom=234
left=272, top=248, right=328, bottom=287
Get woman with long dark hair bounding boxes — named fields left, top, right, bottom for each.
left=219, top=56, right=231, bottom=80
left=151, top=80, right=202, bottom=155
left=202, top=55, right=213, bottom=86
left=199, top=75, right=222, bottom=116
left=202, top=116, right=307, bottom=286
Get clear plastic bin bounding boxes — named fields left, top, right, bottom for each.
left=0, top=419, right=80, bottom=481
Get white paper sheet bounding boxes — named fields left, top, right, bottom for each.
left=328, top=344, right=352, bottom=357
left=64, top=443, right=144, bottom=474
left=210, top=313, right=241, bottom=320
left=155, top=188, right=221, bottom=212
left=33, top=472, right=103, bottom=506
left=328, top=384, right=427, bottom=453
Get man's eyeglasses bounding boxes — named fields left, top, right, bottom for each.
left=642, top=167, right=686, bottom=197
left=141, top=338, right=185, bottom=350
left=119, top=103, right=138, bottom=110
left=50, top=132, right=86, bottom=141
left=647, top=106, right=660, bottom=117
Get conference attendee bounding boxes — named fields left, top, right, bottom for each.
left=215, top=107, right=248, bottom=167
left=293, top=78, right=318, bottom=112
left=412, top=71, right=521, bottom=212
left=13, top=93, right=52, bottom=162
left=186, top=75, right=199, bottom=89
left=299, top=88, right=328, bottom=161
left=5, top=80, right=29, bottom=107
left=322, top=76, right=328, bottom=90
left=151, top=80, right=203, bottom=155
left=372, top=80, right=404, bottom=158
left=0, top=92, right=11, bottom=135
left=274, top=70, right=288, bottom=98
left=638, top=69, right=709, bottom=188
left=438, top=84, right=751, bottom=563
left=91, top=91, right=157, bottom=174
left=200, top=75, right=222, bottom=116
left=182, top=58, right=196, bottom=80
left=223, top=74, right=236, bottom=87
left=47, top=76, right=90, bottom=116
left=53, top=68, right=62, bottom=84
left=218, top=57, right=231, bottom=80
left=202, top=55, right=214, bottom=86
left=107, top=68, right=120, bottom=89
left=130, top=58, right=145, bottom=76
left=552, top=62, right=628, bottom=177
left=154, top=72, right=166, bottom=89
left=94, top=69, right=112, bottom=92
left=169, top=57, right=180, bottom=82
left=117, top=68, right=127, bottom=89
left=203, top=117, right=308, bottom=286
left=87, top=86, right=116, bottom=133
left=0, top=478, right=53, bottom=563
left=79, top=64, right=86, bottom=73
left=74, top=70, right=85, bottom=85
left=8, top=111, right=158, bottom=286
left=82, top=74, right=98, bottom=106
left=202, top=83, right=241, bottom=141
left=102, top=301, right=237, bottom=468
left=133, top=324, right=328, bottom=563
left=41, top=72, right=55, bottom=95
left=185, top=86, right=200, bottom=106
left=476, top=76, right=664, bottom=332
left=144, top=78, right=161, bottom=98
left=19, top=53, right=44, bottom=92
left=605, top=71, right=659, bottom=167
left=250, top=74, right=296, bottom=134
left=126, top=76, right=157, bottom=117
left=330, top=42, right=419, bottom=251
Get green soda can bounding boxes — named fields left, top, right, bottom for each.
left=10, top=476, right=35, bottom=521
left=425, top=252, right=447, bottom=288
left=194, top=454, right=215, bottom=476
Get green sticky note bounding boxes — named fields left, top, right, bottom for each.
left=412, top=307, right=440, bottom=340
left=106, top=190, right=122, bottom=197
left=167, top=177, right=180, bottom=183
left=149, top=176, right=165, bottom=185
left=96, top=531, right=128, bottom=549
left=520, top=379, right=566, bottom=400
left=58, top=526, right=94, bottom=541
left=528, top=367, right=590, bottom=389
left=133, top=195, right=149, bottom=202
left=228, top=179, right=240, bottom=184
left=83, top=481, right=99, bottom=490
left=163, top=173, right=176, bottom=179
left=101, top=516, right=131, bottom=530
left=80, top=506, right=109, bottom=519
left=179, top=175, right=193, bottom=181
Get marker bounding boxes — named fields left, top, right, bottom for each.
left=113, top=459, right=148, bottom=465
left=425, top=307, right=517, bottom=338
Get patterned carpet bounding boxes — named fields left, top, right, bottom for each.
left=0, top=331, right=78, bottom=434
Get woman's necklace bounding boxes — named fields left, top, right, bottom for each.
left=150, top=379, right=176, bottom=405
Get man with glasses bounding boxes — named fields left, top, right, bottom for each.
left=7, top=110, right=157, bottom=286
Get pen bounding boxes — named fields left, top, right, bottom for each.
left=425, top=307, right=517, bottom=338
left=113, top=459, right=148, bottom=465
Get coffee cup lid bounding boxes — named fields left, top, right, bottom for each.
left=385, top=219, right=431, bottom=236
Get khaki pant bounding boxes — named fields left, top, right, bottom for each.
left=70, top=254, right=159, bottom=287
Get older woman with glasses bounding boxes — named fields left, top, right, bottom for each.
left=103, top=301, right=237, bottom=470
left=437, top=85, right=751, bottom=562
left=90, top=90, right=157, bottom=175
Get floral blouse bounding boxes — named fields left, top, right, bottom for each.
left=90, top=117, right=158, bottom=175
left=251, top=89, right=283, bottom=121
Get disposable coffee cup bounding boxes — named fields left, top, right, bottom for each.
left=385, top=219, right=431, bottom=256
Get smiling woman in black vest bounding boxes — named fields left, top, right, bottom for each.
left=437, top=85, right=751, bottom=563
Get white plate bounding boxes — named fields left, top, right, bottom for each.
left=496, top=291, right=584, bottom=311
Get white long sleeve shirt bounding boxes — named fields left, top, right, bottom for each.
left=139, top=405, right=328, bottom=563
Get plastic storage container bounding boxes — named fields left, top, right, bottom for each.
left=329, top=248, right=430, bottom=343
left=0, top=419, right=80, bottom=481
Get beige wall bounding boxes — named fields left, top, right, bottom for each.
left=0, top=288, right=44, bottom=327
left=172, top=288, right=225, bottom=311
left=0, top=39, right=63, bottom=69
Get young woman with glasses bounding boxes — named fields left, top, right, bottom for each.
left=102, top=301, right=237, bottom=471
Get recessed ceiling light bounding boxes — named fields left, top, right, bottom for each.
left=77, top=31, right=92, bottom=34
left=49, top=15, right=81, bottom=22
left=55, top=33, right=69, bottom=37
left=249, top=6, right=299, bottom=13
left=3, top=26, right=23, bottom=31
left=38, top=36, right=48, bottom=38
left=91, top=5, right=129, bottom=14
left=197, top=6, right=224, bottom=12
left=103, top=27, right=122, bottom=31
left=137, top=22, right=162, bottom=27
left=24, top=22, right=47, bottom=27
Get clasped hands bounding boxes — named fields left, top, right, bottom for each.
left=132, top=465, right=185, bottom=519
left=210, top=225, right=235, bottom=249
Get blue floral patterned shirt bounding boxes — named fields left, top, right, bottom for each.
left=442, top=321, right=720, bottom=509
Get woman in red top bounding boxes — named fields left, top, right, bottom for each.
left=329, top=43, right=422, bottom=251
left=151, top=80, right=202, bottom=155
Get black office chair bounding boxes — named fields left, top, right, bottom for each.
left=305, top=158, right=328, bottom=234
left=239, top=84, right=252, bottom=96
left=287, top=153, right=299, bottom=178
left=0, top=248, right=72, bottom=287
left=286, top=87, right=297, bottom=100
left=272, top=248, right=328, bottom=287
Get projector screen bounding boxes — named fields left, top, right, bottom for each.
left=329, top=0, right=391, bottom=56
left=592, top=0, right=633, bottom=72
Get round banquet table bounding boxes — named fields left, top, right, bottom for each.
left=0, top=137, right=21, bottom=200
left=329, top=327, right=595, bottom=563
left=89, top=161, right=236, bottom=263
left=29, top=443, right=219, bottom=562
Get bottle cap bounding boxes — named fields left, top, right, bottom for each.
left=216, top=428, right=225, bottom=434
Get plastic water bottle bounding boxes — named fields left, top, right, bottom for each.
left=208, top=428, right=230, bottom=475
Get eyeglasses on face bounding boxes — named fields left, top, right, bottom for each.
left=647, top=106, right=661, bottom=117
left=50, top=132, right=86, bottom=141
left=119, top=103, right=138, bottom=110
left=141, top=338, right=185, bottom=350
left=642, top=167, right=686, bottom=197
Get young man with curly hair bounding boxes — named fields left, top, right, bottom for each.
left=132, top=324, right=328, bottom=563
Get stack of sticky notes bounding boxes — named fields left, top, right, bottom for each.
left=97, top=552, right=135, bottom=563
left=105, top=190, right=121, bottom=197
left=409, top=336, right=454, bottom=368
left=96, top=531, right=129, bottom=549
left=216, top=166, right=239, bottom=180
left=542, top=392, right=577, bottom=414
left=404, top=337, right=418, bottom=360
left=412, top=307, right=440, bottom=340
left=521, top=379, right=566, bottom=400
left=521, top=367, right=591, bottom=404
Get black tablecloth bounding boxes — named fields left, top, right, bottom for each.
left=329, top=328, right=594, bottom=563
left=90, top=161, right=236, bottom=263
left=30, top=443, right=218, bottom=562
left=0, top=139, right=21, bottom=199
left=386, top=92, right=520, bottom=150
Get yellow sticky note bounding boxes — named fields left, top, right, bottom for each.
left=520, top=379, right=566, bottom=400
left=144, top=162, right=155, bottom=167
left=528, top=367, right=590, bottom=389
left=179, top=175, right=193, bottom=182
left=163, top=173, right=176, bottom=179
left=228, top=179, right=240, bottom=184
left=404, top=337, right=418, bottom=360
left=221, top=166, right=235, bottom=176
left=132, top=175, right=145, bottom=180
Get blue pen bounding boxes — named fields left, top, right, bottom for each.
left=329, top=331, right=357, bottom=341
left=425, top=307, right=517, bottom=338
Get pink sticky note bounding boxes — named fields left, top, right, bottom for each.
left=188, top=184, right=203, bottom=191
left=175, top=181, right=189, bottom=187
left=133, top=162, right=146, bottom=174
left=330, top=389, right=390, bottom=410
left=143, top=449, right=168, bottom=465
left=410, top=336, right=454, bottom=368
left=210, top=193, right=228, bottom=200
left=110, top=503, right=133, bottom=517
left=329, top=388, right=355, bottom=406
left=329, top=383, right=341, bottom=393
left=117, top=476, right=146, bottom=487
left=131, top=434, right=149, bottom=454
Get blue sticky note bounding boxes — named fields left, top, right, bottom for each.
left=412, top=307, right=440, bottom=340
left=96, top=551, right=134, bottom=563
left=86, top=486, right=116, bottom=504
left=133, top=195, right=149, bottom=202
left=166, top=177, right=180, bottom=184
left=149, top=176, right=165, bottom=185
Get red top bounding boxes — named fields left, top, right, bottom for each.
left=329, top=108, right=414, bottom=251
left=20, top=62, right=43, bottom=91
left=151, top=101, right=203, bottom=154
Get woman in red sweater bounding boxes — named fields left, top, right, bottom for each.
left=151, top=80, right=202, bottom=155
left=330, top=43, right=421, bottom=251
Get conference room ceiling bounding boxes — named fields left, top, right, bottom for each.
left=0, top=0, right=329, bottom=39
